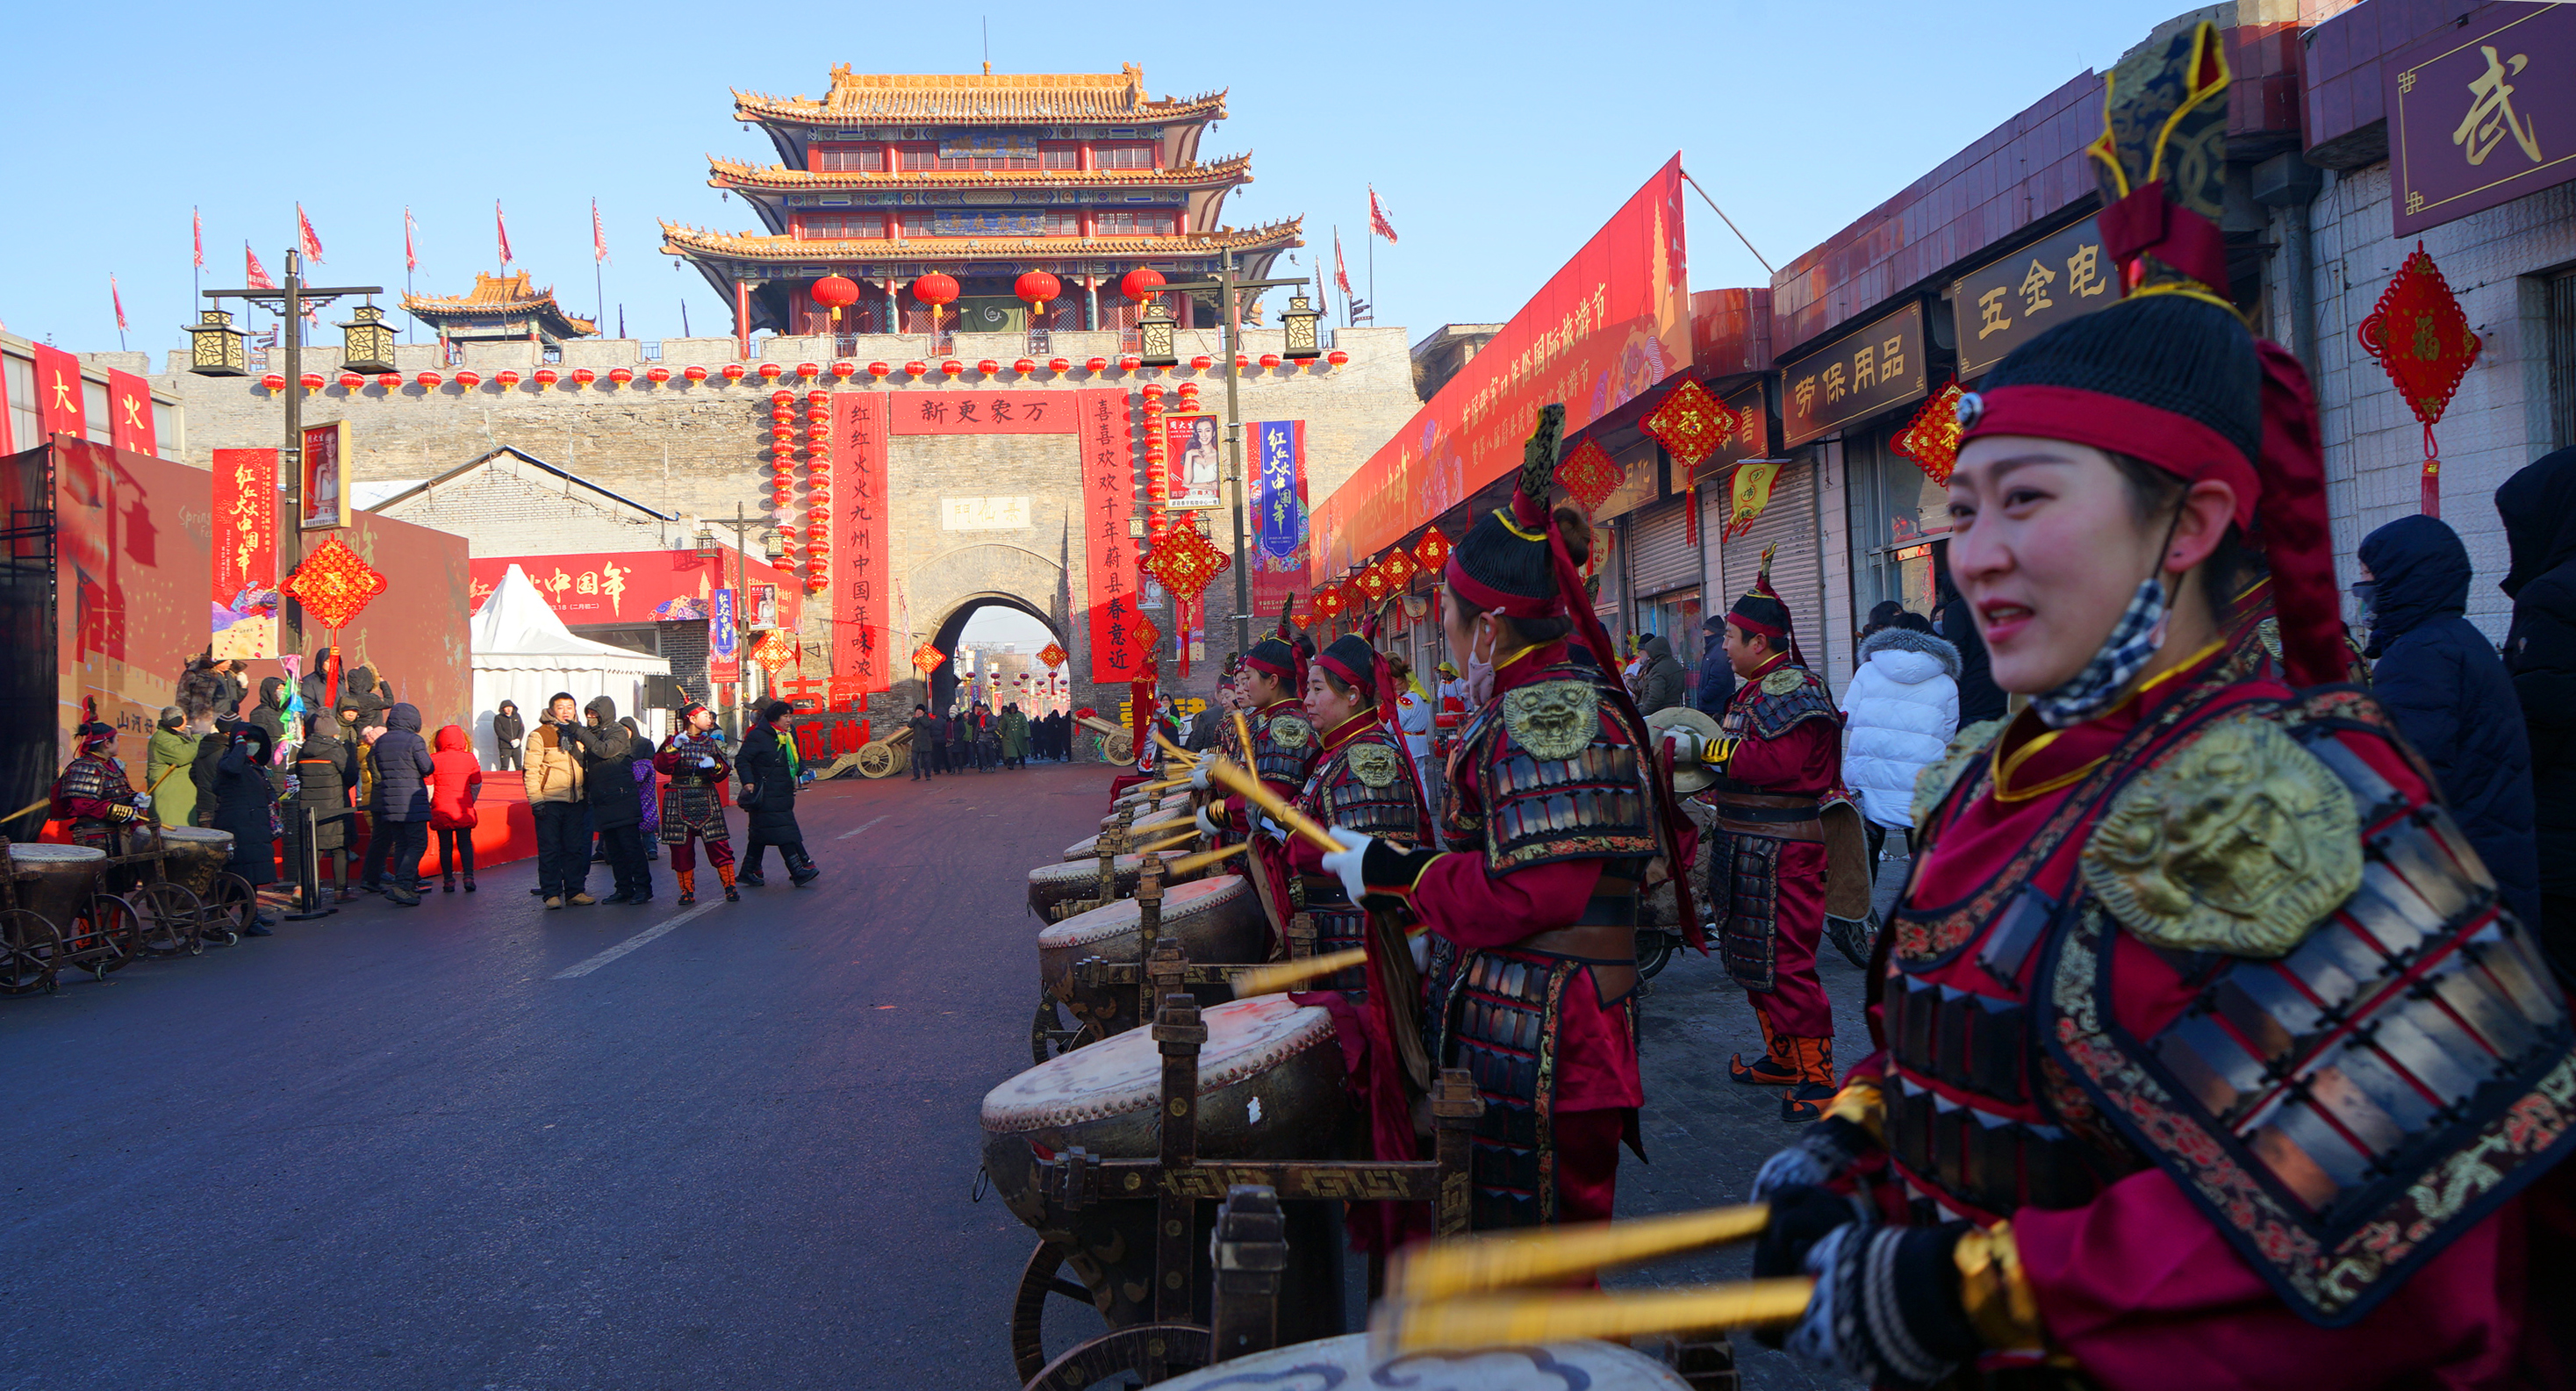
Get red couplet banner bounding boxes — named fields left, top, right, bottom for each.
left=32, top=344, right=88, bottom=440
left=212, top=448, right=279, bottom=660
left=1075, top=389, right=1146, bottom=683
left=106, top=369, right=157, bottom=457
left=831, top=392, right=892, bottom=693
left=1305, top=155, right=1692, bottom=579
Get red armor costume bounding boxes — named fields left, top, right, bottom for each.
left=51, top=721, right=142, bottom=850
left=1747, top=27, right=2576, bottom=1387
left=653, top=706, right=736, bottom=905
left=1331, top=405, right=1699, bottom=1230
left=1209, top=635, right=1319, bottom=954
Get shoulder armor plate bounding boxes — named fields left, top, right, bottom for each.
left=1912, top=717, right=2005, bottom=833
left=1501, top=678, right=1599, bottom=762
left=1761, top=666, right=1805, bottom=696
left=1304, top=734, right=1422, bottom=842
left=1480, top=672, right=1654, bottom=874
left=1725, top=665, right=1840, bottom=742
left=1268, top=712, right=1314, bottom=751
left=1345, top=741, right=1401, bottom=789
left=2081, top=713, right=2363, bottom=957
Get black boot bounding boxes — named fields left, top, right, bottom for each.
left=788, top=853, right=821, bottom=887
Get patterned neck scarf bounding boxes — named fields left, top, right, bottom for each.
left=2030, top=575, right=2170, bottom=728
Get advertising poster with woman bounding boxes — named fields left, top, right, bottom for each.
left=1162, top=412, right=1222, bottom=511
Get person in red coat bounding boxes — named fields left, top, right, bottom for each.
left=1319, top=405, right=1698, bottom=1230
left=1741, top=25, right=2575, bottom=1387
left=427, top=724, right=482, bottom=892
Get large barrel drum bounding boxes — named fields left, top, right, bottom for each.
left=158, top=826, right=236, bottom=898
left=981, top=995, right=1352, bottom=1337
left=9, top=844, right=104, bottom=927
left=1038, top=876, right=1266, bottom=1035
left=1100, top=790, right=1191, bottom=830
left=1151, top=1334, right=1694, bottom=1389
left=1026, top=850, right=1221, bottom=920
left=1061, top=808, right=1194, bottom=862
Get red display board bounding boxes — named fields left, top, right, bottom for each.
left=887, top=390, right=1073, bottom=435
left=829, top=392, right=891, bottom=693
left=1078, top=389, right=1147, bottom=683
left=212, top=448, right=279, bottom=660
left=52, top=440, right=211, bottom=764
left=106, top=369, right=158, bottom=457
left=470, top=548, right=802, bottom=630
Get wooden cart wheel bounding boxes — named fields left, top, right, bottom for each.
left=127, top=884, right=205, bottom=957
left=1025, top=1323, right=1212, bottom=1391
left=73, top=895, right=140, bottom=979
left=1100, top=731, right=1135, bottom=765
left=202, top=873, right=257, bottom=946
left=1011, top=1239, right=1106, bottom=1387
left=0, top=908, right=61, bottom=997
left=856, top=741, right=898, bottom=778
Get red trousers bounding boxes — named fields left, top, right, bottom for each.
left=1553, top=1108, right=1626, bottom=1224
left=1757, top=839, right=1833, bottom=1038
left=667, top=834, right=735, bottom=872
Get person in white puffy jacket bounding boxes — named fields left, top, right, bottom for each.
left=1838, top=617, right=1960, bottom=864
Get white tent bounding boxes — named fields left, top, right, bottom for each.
left=470, top=563, right=673, bottom=769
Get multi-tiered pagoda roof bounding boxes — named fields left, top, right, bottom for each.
left=402, top=272, right=596, bottom=345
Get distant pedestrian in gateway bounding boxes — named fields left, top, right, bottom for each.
left=736, top=700, right=818, bottom=888
left=491, top=700, right=526, bottom=772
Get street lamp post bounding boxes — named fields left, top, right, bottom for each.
left=190, top=248, right=382, bottom=655
left=1148, top=252, right=1311, bottom=658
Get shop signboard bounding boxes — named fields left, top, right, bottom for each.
left=2391, top=2, right=2576, bottom=237
left=1779, top=301, right=1928, bottom=448
left=1949, top=218, right=2115, bottom=379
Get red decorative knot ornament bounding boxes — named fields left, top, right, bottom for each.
left=284, top=535, right=389, bottom=630
left=1313, top=586, right=1347, bottom=621
left=1640, top=377, right=1736, bottom=474
left=1353, top=557, right=1393, bottom=608
left=912, top=640, right=946, bottom=674
left=1037, top=642, right=1067, bottom=670
left=1890, top=380, right=1967, bottom=486
left=1555, top=439, right=1625, bottom=515
left=1139, top=521, right=1231, bottom=609
left=2359, top=240, right=2483, bottom=517
left=1413, top=524, right=1453, bottom=573
left=1127, top=609, right=1162, bottom=656
left=1379, top=545, right=1418, bottom=589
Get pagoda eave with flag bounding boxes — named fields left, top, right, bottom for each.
left=401, top=271, right=598, bottom=348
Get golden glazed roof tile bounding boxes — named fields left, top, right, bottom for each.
left=707, top=153, right=1254, bottom=192
left=657, top=217, right=1302, bottom=263
left=400, top=272, right=597, bottom=334
left=733, top=63, right=1225, bottom=127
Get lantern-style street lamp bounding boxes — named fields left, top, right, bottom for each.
left=339, top=303, right=398, bottom=375
left=185, top=308, right=249, bottom=376
left=1137, top=298, right=1179, bottom=368
left=1281, top=291, right=1324, bottom=360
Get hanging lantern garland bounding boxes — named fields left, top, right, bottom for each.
left=2358, top=240, right=2482, bottom=517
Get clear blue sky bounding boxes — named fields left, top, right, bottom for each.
left=3, top=2, right=2193, bottom=359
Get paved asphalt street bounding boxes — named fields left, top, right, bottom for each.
left=3, top=761, right=1876, bottom=1390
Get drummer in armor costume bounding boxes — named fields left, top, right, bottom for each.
left=1321, top=405, right=1701, bottom=1231
left=652, top=703, right=738, bottom=906
left=1747, top=27, right=2575, bottom=1388
left=1282, top=633, right=1431, bottom=992
left=1666, top=551, right=1848, bottom=1122
left=52, top=721, right=146, bottom=850
left=1193, top=633, right=1320, bottom=950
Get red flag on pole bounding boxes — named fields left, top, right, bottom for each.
left=245, top=244, right=275, bottom=290
left=592, top=198, right=610, bottom=264
left=192, top=208, right=204, bottom=268
left=496, top=201, right=513, bottom=268
left=1368, top=185, right=1399, bottom=243
left=111, top=275, right=128, bottom=333
left=298, top=204, right=325, bottom=262
left=404, top=207, right=419, bottom=272
left=1334, top=231, right=1352, bottom=297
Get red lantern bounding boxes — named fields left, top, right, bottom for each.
left=376, top=372, right=402, bottom=390
left=1259, top=353, right=1281, bottom=369
left=684, top=365, right=709, bottom=383
left=1234, top=355, right=1252, bottom=369
left=809, top=275, right=861, bottom=309
left=831, top=362, right=856, bottom=382
left=940, top=360, right=964, bottom=376
left=1190, top=354, right=1214, bottom=370
left=975, top=358, right=1001, bottom=376
left=807, top=390, right=829, bottom=405
left=1013, top=357, right=1037, bottom=373
left=757, top=362, right=784, bottom=381
left=773, top=426, right=796, bottom=441
left=337, top=371, right=364, bottom=391
left=261, top=372, right=287, bottom=391
left=910, top=273, right=960, bottom=307
left=806, top=521, right=829, bottom=540
left=413, top=371, right=441, bottom=389
left=647, top=365, right=671, bottom=384
left=607, top=367, right=634, bottom=386
left=806, top=407, right=829, bottom=422
left=1142, top=384, right=1166, bottom=400
left=902, top=361, right=929, bottom=377
left=300, top=372, right=326, bottom=395
left=1014, top=270, right=1062, bottom=309
left=807, top=504, right=833, bottom=523
left=795, top=362, right=821, bottom=379
left=1119, top=268, right=1165, bottom=303
left=455, top=370, right=481, bottom=389
left=573, top=368, right=596, bottom=387
left=497, top=369, right=524, bottom=391
left=1325, top=349, right=1349, bottom=366
left=869, top=362, right=892, bottom=379
left=771, top=390, right=795, bottom=405
left=1118, top=354, right=1142, bottom=370
left=1048, top=356, right=1071, bottom=372
left=1085, top=356, right=1109, bottom=372
left=721, top=363, right=748, bottom=382
left=533, top=368, right=559, bottom=391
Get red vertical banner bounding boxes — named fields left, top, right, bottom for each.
left=1078, top=388, right=1145, bottom=683
left=212, top=448, right=280, bottom=660
left=830, top=391, right=891, bottom=694
left=106, top=369, right=157, bottom=457
left=32, top=344, right=88, bottom=440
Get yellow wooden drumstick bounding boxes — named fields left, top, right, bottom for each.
left=1198, top=754, right=1340, bottom=855
left=1388, top=1205, right=1771, bottom=1300
left=1166, top=841, right=1248, bottom=876
left=1372, top=1278, right=1816, bottom=1352
left=1127, top=826, right=1199, bottom=857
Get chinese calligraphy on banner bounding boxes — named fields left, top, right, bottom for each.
left=831, top=391, right=891, bottom=694
left=2389, top=3, right=2576, bottom=236
left=1949, top=218, right=2113, bottom=378
left=106, top=369, right=158, bottom=456
left=212, top=448, right=279, bottom=659
left=32, top=344, right=88, bottom=440
left=1250, top=420, right=1309, bottom=619
left=710, top=588, right=741, bottom=683
left=470, top=549, right=802, bottom=627
left=889, top=391, right=1065, bottom=435
left=1779, top=300, right=1928, bottom=448
left=1078, top=388, right=1147, bottom=683
left=940, top=496, right=1031, bottom=530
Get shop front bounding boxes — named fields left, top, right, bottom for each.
left=1771, top=299, right=1933, bottom=671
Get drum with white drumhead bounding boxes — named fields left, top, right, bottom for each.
left=1151, top=1333, right=1695, bottom=1389
left=7, top=843, right=104, bottom=927
left=1027, top=848, right=1222, bottom=920
left=156, top=826, right=235, bottom=899
left=1038, top=876, right=1265, bottom=1035
left=1101, top=790, right=1192, bottom=829
left=1062, top=808, right=1195, bottom=862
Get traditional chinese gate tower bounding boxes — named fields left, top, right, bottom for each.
left=402, top=271, right=598, bottom=349
left=660, top=63, right=1301, bottom=341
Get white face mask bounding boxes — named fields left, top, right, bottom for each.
left=1463, top=615, right=1503, bottom=706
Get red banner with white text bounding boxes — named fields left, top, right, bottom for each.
left=107, top=370, right=157, bottom=456
left=1077, top=389, right=1148, bottom=683
left=212, top=448, right=279, bottom=660
left=1305, top=156, right=1691, bottom=577
left=32, top=344, right=88, bottom=440
left=831, top=391, right=893, bottom=696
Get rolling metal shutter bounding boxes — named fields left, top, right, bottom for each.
left=1626, top=496, right=1701, bottom=598
left=1719, top=459, right=1822, bottom=660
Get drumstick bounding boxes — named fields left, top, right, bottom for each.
left=1230, top=943, right=1379, bottom=996
left=1165, top=842, right=1247, bottom=876
left=1198, top=756, right=1339, bottom=855
left=1388, top=1204, right=1771, bottom=1300
left=1126, top=826, right=1198, bottom=856
left=4, top=797, right=53, bottom=825
left=1371, top=1278, right=1816, bottom=1352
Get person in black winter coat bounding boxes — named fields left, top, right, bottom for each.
left=562, top=695, right=651, bottom=904
left=366, top=702, right=435, bottom=905
left=1631, top=633, right=1688, bottom=713
left=2499, top=448, right=2576, bottom=981
left=1693, top=616, right=1738, bottom=718
left=907, top=705, right=937, bottom=781
left=2357, top=515, right=2540, bottom=930
left=209, top=722, right=280, bottom=932
left=492, top=700, right=526, bottom=773
left=735, top=700, right=817, bottom=887
left=1934, top=577, right=2008, bottom=725
left=295, top=712, right=360, bottom=901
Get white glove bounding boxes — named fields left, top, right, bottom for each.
left=1661, top=728, right=1704, bottom=767
left=1189, top=762, right=1212, bottom=792
left=133, top=793, right=153, bottom=811
left=1254, top=814, right=1286, bottom=842
left=1410, top=933, right=1431, bottom=972
left=697, top=755, right=719, bottom=769
left=1195, top=805, right=1223, bottom=837
left=1322, top=828, right=1373, bottom=905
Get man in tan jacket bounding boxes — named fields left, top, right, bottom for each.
left=523, top=692, right=591, bottom=907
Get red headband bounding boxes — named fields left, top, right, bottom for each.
left=1243, top=651, right=1300, bottom=684
left=1960, top=384, right=2260, bottom=531
left=1726, top=609, right=1786, bottom=642
left=1441, top=550, right=1556, bottom=620
left=1318, top=651, right=1373, bottom=694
